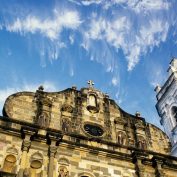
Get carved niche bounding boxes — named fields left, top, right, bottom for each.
left=2, top=147, right=18, bottom=173
left=58, top=157, right=69, bottom=177
left=87, top=92, right=99, bottom=113
left=61, top=118, right=71, bottom=133
left=37, top=112, right=50, bottom=128
left=117, top=131, right=127, bottom=145
left=28, top=152, right=43, bottom=177
left=61, top=104, right=73, bottom=113
left=137, top=136, right=147, bottom=150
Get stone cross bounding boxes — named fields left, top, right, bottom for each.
left=87, top=80, right=94, bottom=88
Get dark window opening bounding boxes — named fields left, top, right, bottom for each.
left=171, top=106, right=177, bottom=121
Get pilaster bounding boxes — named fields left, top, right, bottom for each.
left=152, top=156, right=165, bottom=177
left=18, top=127, right=37, bottom=177
left=132, top=151, right=147, bottom=177
left=46, top=132, right=63, bottom=177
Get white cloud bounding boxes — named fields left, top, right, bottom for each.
left=130, top=0, right=170, bottom=12
left=112, top=77, right=118, bottom=86
left=84, top=16, right=169, bottom=70
left=69, top=34, right=74, bottom=44
left=0, top=1, right=172, bottom=72
left=6, top=9, right=81, bottom=40
left=81, top=0, right=170, bottom=12
left=81, top=0, right=102, bottom=6
left=149, top=65, right=166, bottom=88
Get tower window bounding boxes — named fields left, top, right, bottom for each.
left=171, top=106, right=177, bottom=121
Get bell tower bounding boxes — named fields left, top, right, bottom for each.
left=155, top=58, right=177, bottom=156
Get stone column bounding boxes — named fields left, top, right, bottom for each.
left=47, top=133, right=63, bottom=177
left=48, top=144, right=58, bottom=177
left=18, top=128, right=37, bottom=177
left=18, top=138, right=31, bottom=177
left=132, top=151, right=147, bottom=177
left=152, top=156, right=165, bottom=177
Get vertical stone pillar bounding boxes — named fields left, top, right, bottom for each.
left=18, top=128, right=37, bottom=177
left=132, top=151, right=147, bottom=177
left=47, top=133, right=63, bottom=177
left=18, top=138, right=31, bottom=177
left=152, top=156, right=165, bottom=177
left=48, top=144, right=58, bottom=177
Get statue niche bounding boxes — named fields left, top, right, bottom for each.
left=138, top=136, right=147, bottom=150
left=37, top=112, right=50, bottom=128
left=117, top=131, right=126, bottom=145
left=87, top=93, right=99, bottom=113
left=35, top=88, right=52, bottom=128
left=58, top=157, right=69, bottom=177
left=61, top=118, right=71, bottom=133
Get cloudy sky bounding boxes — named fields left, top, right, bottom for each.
left=0, top=0, right=177, bottom=129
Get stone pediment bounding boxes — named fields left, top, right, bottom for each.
left=1, top=85, right=171, bottom=155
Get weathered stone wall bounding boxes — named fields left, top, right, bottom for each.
left=0, top=118, right=177, bottom=177
left=1, top=86, right=177, bottom=177
left=3, top=87, right=171, bottom=155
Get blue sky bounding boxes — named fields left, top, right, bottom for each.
left=0, top=0, right=177, bottom=129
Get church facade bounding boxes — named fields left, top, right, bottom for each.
left=155, top=59, right=177, bottom=157
left=0, top=81, right=177, bottom=177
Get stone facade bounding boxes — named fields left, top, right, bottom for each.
left=155, top=59, right=177, bottom=156
left=0, top=83, right=177, bottom=176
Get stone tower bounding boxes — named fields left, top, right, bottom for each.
left=155, top=58, right=177, bottom=156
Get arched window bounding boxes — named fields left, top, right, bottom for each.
left=171, top=106, right=177, bottom=121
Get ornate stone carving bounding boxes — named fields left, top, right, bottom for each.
left=61, top=104, right=73, bottom=113
left=23, top=168, right=30, bottom=177
left=22, top=140, right=31, bottom=152
left=37, top=112, right=50, bottom=128
left=58, top=166, right=69, bottom=177
left=117, top=131, right=126, bottom=145
left=138, top=136, right=147, bottom=150
left=49, top=146, right=58, bottom=157
left=84, top=123, right=104, bottom=137
left=135, top=119, right=144, bottom=129
left=35, top=86, right=52, bottom=128
left=61, top=118, right=71, bottom=133
left=114, top=117, right=127, bottom=126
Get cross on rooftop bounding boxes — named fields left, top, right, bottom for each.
left=87, top=80, right=94, bottom=88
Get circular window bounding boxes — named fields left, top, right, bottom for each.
left=84, top=124, right=104, bottom=137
